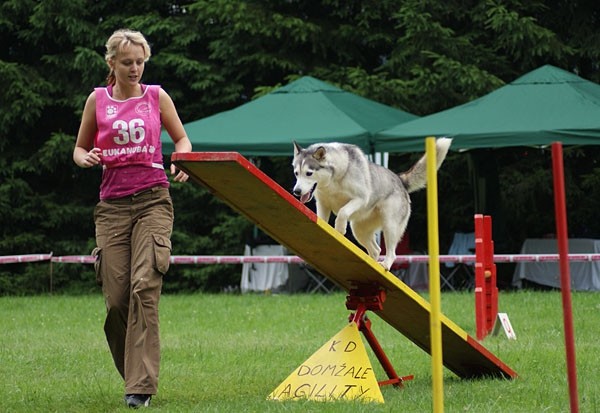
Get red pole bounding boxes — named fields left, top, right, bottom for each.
left=474, top=215, right=486, bottom=340
left=474, top=214, right=498, bottom=340
left=484, top=215, right=498, bottom=335
left=551, top=142, right=579, bottom=413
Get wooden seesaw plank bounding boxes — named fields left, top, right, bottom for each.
left=173, top=152, right=517, bottom=380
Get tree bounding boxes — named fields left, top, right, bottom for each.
left=1, top=0, right=598, bottom=293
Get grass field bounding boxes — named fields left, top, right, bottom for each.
left=1, top=290, right=598, bottom=412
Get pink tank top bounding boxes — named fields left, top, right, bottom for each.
left=95, top=85, right=168, bottom=200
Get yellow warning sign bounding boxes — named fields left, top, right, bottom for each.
left=267, top=322, right=384, bottom=403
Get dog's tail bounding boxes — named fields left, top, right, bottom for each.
left=399, top=137, right=452, bottom=193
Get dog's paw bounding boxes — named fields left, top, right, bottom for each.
left=380, top=259, right=393, bottom=272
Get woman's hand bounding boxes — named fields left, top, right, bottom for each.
left=77, top=147, right=102, bottom=168
left=170, top=163, right=189, bottom=182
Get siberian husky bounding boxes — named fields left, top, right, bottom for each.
left=292, top=138, right=452, bottom=271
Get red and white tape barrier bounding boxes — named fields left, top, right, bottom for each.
left=3, top=253, right=600, bottom=265
left=0, top=254, right=53, bottom=264
left=51, top=255, right=97, bottom=264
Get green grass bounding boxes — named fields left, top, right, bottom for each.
left=1, top=291, right=598, bottom=412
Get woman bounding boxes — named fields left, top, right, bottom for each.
left=73, top=29, right=192, bottom=408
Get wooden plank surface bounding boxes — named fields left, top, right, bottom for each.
left=173, top=152, right=517, bottom=379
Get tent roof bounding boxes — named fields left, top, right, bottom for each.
left=374, top=65, right=600, bottom=152
left=161, top=76, right=418, bottom=156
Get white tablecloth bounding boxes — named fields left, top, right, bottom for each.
left=241, top=245, right=289, bottom=293
left=403, top=263, right=429, bottom=291
left=512, top=238, right=600, bottom=291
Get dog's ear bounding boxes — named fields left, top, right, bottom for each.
left=293, top=140, right=303, bottom=157
left=313, top=146, right=326, bottom=161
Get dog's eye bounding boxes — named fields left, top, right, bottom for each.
left=306, top=171, right=313, bottom=177
left=294, top=171, right=298, bottom=177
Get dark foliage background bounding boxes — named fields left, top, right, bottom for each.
left=1, top=0, right=599, bottom=293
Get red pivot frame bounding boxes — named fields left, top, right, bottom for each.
left=345, top=283, right=414, bottom=388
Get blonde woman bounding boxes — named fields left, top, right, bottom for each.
left=74, top=29, right=191, bottom=408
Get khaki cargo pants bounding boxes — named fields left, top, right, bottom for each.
left=92, top=186, right=173, bottom=395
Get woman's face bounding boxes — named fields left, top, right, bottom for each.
left=110, top=43, right=146, bottom=87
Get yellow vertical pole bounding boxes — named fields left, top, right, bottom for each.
left=426, top=137, right=444, bottom=412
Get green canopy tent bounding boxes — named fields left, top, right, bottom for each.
left=373, top=65, right=600, bottom=251
left=374, top=65, right=600, bottom=153
left=161, top=76, right=418, bottom=156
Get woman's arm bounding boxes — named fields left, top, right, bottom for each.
left=73, top=92, right=101, bottom=168
left=159, top=88, right=191, bottom=182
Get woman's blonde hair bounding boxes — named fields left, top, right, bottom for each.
left=104, top=29, right=151, bottom=86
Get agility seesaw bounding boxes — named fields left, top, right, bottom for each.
left=172, top=152, right=517, bottom=381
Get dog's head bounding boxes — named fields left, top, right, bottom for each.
left=292, top=141, right=329, bottom=204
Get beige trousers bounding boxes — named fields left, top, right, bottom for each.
left=93, top=186, right=173, bottom=395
